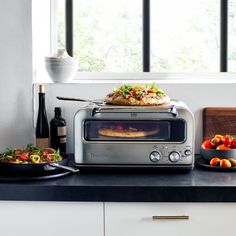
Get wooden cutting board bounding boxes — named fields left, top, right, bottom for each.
left=203, top=107, right=236, bottom=140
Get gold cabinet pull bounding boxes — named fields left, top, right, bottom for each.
left=152, top=215, right=189, bottom=220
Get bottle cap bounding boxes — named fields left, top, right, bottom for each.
left=54, top=107, right=61, bottom=116
left=55, top=107, right=62, bottom=114
left=39, top=84, right=45, bottom=93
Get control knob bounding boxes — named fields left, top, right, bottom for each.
left=169, top=151, right=180, bottom=163
left=184, top=149, right=192, bottom=156
left=149, top=151, right=162, bottom=163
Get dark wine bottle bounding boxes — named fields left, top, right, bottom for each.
left=50, top=107, right=66, bottom=153
left=36, top=84, right=49, bottom=148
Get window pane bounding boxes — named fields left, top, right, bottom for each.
left=151, top=0, right=220, bottom=72
left=53, top=0, right=65, bottom=50
left=73, top=0, right=142, bottom=72
left=229, top=0, right=236, bottom=71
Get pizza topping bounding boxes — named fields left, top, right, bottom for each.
left=115, top=124, right=124, bottom=131
left=128, top=127, right=138, bottom=131
left=112, top=83, right=166, bottom=100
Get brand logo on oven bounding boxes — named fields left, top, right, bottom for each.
left=131, top=112, right=138, bottom=117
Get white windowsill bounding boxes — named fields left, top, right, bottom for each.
left=34, top=72, right=236, bottom=84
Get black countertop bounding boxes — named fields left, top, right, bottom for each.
left=1, top=158, right=236, bottom=202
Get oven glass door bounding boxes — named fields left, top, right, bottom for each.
left=84, top=119, right=186, bottom=142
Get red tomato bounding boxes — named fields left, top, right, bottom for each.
left=16, top=154, right=28, bottom=161
left=230, top=140, right=236, bottom=149
left=210, top=137, right=221, bottom=148
left=22, top=151, right=30, bottom=158
left=41, top=148, right=56, bottom=158
left=44, top=148, right=56, bottom=154
left=221, top=135, right=233, bottom=146
left=148, top=89, right=156, bottom=94
left=201, top=140, right=212, bottom=149
left=46, top=154, right=53, bottom=162
left=216, top=144, right=231, bottom=150
left=14, top=149, right=23, bottom=155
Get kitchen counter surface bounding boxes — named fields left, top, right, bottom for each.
left=1, top=156, right=236, bottom=202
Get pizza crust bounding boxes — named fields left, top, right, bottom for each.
left=98, top=128, right=160, bottom=138
left=104, top=95, right=170, bottom=106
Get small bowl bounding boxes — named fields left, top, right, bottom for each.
left=45, top=62, right=78, bottom=83
left=200, top=147, right=236, bottom=162
left=45, top=57, right=75, bottom=63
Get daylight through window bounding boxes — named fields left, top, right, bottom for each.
left=53, top=0, right=235, bottom=72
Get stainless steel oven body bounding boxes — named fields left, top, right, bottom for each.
left=74, top=100, right=194, bottom=171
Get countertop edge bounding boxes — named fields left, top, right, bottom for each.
left=0, top=185, right=236, bottom=202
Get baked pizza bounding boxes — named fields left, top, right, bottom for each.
left=104, top=83, right=170, bottom=106
left=98, top=125, right=159, bottom=138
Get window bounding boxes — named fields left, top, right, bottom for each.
left=73, top=0, right=142, bottom=72
left=151, top=0, right=219, bottom=72
left=52, top=0, right=234, bottom=72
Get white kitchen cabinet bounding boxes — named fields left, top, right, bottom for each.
left=0, top=201, right=103, bottom=236
left=105, top=203, right=236, bottom=236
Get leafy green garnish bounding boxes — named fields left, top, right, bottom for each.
left=151, top=82, right=165, bottom=96
left=117, top=83, right=166, bottom=98
left=120, top=84, right=133, bottom=97
left=0, top=148, right=13, bottom=158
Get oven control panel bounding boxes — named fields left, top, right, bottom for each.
left=149, top=146, right=193, bottom=164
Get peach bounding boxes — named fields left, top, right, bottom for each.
left=210, top=157, right=221, bottom=166
left=219, top=159, right=232, bottom=168
left=229, top=158, right=236, bottom=167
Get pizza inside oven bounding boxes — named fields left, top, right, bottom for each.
left=98, top=123, right=160, bottom=138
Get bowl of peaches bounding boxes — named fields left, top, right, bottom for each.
left=200, top=134, right=236, bottom=168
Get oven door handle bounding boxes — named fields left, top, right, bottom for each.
left=91, top=105, right=178, bottom=117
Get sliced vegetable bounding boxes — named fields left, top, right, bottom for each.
left=17, top=154, right=28, bottom=162
left=30, top=155, right=41, bottom=163
left=0, top=145, right=63, bottom=164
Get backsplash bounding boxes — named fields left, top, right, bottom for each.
left=33, top=82, right=236, bottom=154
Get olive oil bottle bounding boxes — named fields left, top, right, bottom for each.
left=36, top=85, right=49, bottom=147
left=50, top=107, right=66, bottom=153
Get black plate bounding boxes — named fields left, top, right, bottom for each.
left=196, top=157, right=236, bottom=172
left=0, top=169, right=72, bottom=182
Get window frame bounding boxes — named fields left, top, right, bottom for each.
left=64, top=0, right=228, bottom=73
left=220, top=0, right=228, bottom=72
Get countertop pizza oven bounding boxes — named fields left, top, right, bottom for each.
left=74, top=100, right=194, bottom=172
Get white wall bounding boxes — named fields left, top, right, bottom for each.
left=0, top=0, right=33, bottom=151
left=1, top=0, right=236, bottom=156
left=38, top=82, right=236, bottom=154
